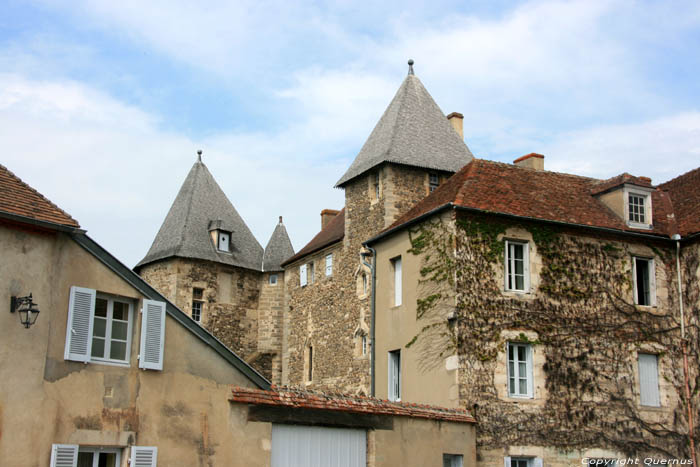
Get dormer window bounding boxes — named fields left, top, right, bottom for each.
left=624, top=187, right=653, bottom=229
left=628, top=193, right=646, bottom=224
left=217, top=230, right=230, bottom=252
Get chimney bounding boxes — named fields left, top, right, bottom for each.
left=447, top=112, right=464, bottom=139
left=320, top=209, right=340, bottom=229
left=513, top=153, right=544, bottom=171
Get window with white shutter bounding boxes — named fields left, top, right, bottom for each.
left=139, top=300, right=166, bottom=371
left=300, top=264, right=307, bottom=287
left=50, top=444, right=78, bottom=467
left=392, top=257, right=402, bottom=306
left=65, top=286, right=96, bottom=362
left=388, top=349, right=401, bottom=401
left=130, top=446, right=158, bottom=467
left=638, top=353, right=660, bottom=406
left=325, top=254, right=333, bottom=276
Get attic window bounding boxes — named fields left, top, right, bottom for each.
left=217, top=231, right=231, bottom=252
left=624, top=187, right=653, bottom=229
left=429, top=173, right=439, bottom=192
left=628, top=194, right=646, bottom=223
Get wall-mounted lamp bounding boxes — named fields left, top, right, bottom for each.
left=10, top=293, right=40, bottom=328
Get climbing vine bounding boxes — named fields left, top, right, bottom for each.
left=408, top=213, right=699, bottom=458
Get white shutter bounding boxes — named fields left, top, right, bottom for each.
left=300, top=264, right=307, bottom=287
left=527, top=345, right=534, bottom=398
left=325, top=254, right=333, bottom=276
left=638, top=353, right=660, bottom=406
left=50, top=444, right=78, bottom=467
left=523, top=243, right=530, bottom=292
left=131, top=446, right=158, bottom=467
left=140, top=300, right=166, bottom=370
left=64, top=286, right=96, bottom=362
left=649, top=259, right=656, bottom=306
left=533, top=458, right=543, bottom=467
left=504, top=457, right=511, bottom=467
left=394, top=257, right=402, bottom=306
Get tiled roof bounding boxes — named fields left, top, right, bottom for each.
left=659, top=167, right=700, bottom=236
left=335, top=72, right=473, bottom=187
left=229, top=386, right=475, bottom=424
left=0, top=164, right=80, bottom=228
left=380, top=159, right=680, bottom=239
left=263, top=217, right=295, bottom=271
left=590, top=172, right=653, bottom=195
left=136, top=159, right=264, bottom=271
left=281, top=208, right=344, bottom=266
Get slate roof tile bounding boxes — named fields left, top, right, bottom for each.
left=263, top=217, right=295, bottom=271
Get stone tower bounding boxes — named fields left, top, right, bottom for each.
left=135, top=155, right=293, bottom=381
left=281, top=62, right=473, bottom=392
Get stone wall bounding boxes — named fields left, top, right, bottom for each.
left=257, top=271, right=285, bottom=384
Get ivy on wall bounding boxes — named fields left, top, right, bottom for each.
left=408, top=213, right=699, bottom=457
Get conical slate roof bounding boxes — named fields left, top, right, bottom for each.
left=262, top=217, right=295, bottom=272
left=335, top=69, right=473, bottom=187
left=136, top=158, right=263, bottom=271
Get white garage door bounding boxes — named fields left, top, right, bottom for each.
left=271, top=424, right=366, bottom=467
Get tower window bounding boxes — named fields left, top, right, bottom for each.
left=429, top=173, right=439, bottom=192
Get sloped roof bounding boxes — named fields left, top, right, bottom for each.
left=0, top=164, right=80, bottom=228
left=374, top=159, right=680, bottom=242
left=335, top=72, right=473, bottom=187
left=230, top=386, right=475, bottom=423
left=263, top=217, right=295, bottom=271
left=659, top=167, right=700, bottom=236
left=281, top=208, right=344, bottom=267
left=137, top=159, right=263, bottom=270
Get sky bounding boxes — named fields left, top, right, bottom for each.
left=1, top=0, right=699, bottom=268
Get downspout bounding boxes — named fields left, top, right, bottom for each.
left=673, top=234, right=697, bottom=463
left=361, top=246, right=377, bottom=397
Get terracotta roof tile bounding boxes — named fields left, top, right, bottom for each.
left=382, top=159, right=680, bottom=238
left=229, top=386, right=475, bottom=424
left=0, top=164, right=79, bottom=228
left=659, top=167, right=700, bottom=236
left=282, top=208, right=344, bottom=266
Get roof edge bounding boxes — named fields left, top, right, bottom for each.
left=0, top=210, right=86, bottom=234
left=281, top=237, right=343, bottom=268
left=71, top=232, right=271, bottom=389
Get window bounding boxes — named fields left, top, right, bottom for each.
left=91, top=295, right=132, bottom=363
left=217, top=230, right=230, bottom=252
left=505, top=240, right=529, bottom=292
left=507, top=342, right=533, bottom=398
left=300, top=264, right=307, bottom=287
left=633, top=257, right=655, bottom=306
left=392, top=256, right=402, bottom=306
left=361, top=335, right=367, bottom=356
left=362, top=273, right=368, bottom=295
left=307, top=346, right=313, bottom=382
left=506, top=458, right=542, bottom=467
left=269, top=274, right=278, bottom=285
left=325, top=254, right=333, bottom=276
left=65, top=287, right=166, bottom=370
left=374, top=171, right=380, bottom=199
left=192, top=287, right=203, bottom=323
left=309, top=262, right=315, bottom=283
left=429, top=173, right=440, bottom=192
left=443, top=454, right=463, bottom=467
left=50, top=445, right=157, bottom=467
left=388, top=349, right=401, bottom=401
left=628, top=193, right=646, bottom=224
left=638, top=353, right=660, bottom=407
left=77, top=447, right=121, bottom=467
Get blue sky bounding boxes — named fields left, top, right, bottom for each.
left=2, top=0, right=699, bottom=267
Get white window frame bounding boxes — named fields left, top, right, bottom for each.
left=638, top=353, right=661, bottom=407
left=217, top=230, right=231, bottom=252
left=388, top=349, right=401, bottom=401
left=507, top=342, right=533, bottom=398
left=505, top=457, right=542, bottom=467
left=392, top=256, right=402, bottom=306
left=624, top=186, right=653, bottom=229
left=90, top=294, right=134, bottom=365
left=504, top=240, right=530, bottom=293
left=325, top=254, right=333, bottom=277
left=78, top=446, right=122, bottom=467
left=269, top=274, right=278, bottom=285
left=299, top=264, right=307, bottom=287
left=191, top=300, right=202, bottom=323
left=632, top=256, right=656, bottom=306
left=443, top=453, right=463, bottom=467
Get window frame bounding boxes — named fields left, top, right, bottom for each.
left=269, top=273, right=278, bottom=285
left=191, top=300, right=202, bottom=323
left=388, top=349, right=401, bottom=401
left=78, top=446, right=122, bottom=467
left=443, top=453, right=463, bottom=467
left=638, top=352, right=661, bottom=407
left=325, top=254, right=333, bottom=277
left=504, top=240, right=530, bottom=293
left=632, top=256, right=656, bottom=306
left=217, top=230, right=231, bottom=252
left=506, top=457, right=541, bottom=467
left=391, top=256, right=402, bottom=306
left=429, top=173, right=440, bottom=192
left=624, top=186, right=653, bottom=229
left=90, top=293, right=134, bottom=366
left=507, top=342, right=534, bottom=398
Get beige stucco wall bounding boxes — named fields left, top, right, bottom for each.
left=373, top=212, right=459, bottom=408
left=370, top=417, right=476, bottom=467
left=0, top=224, right=270, bottom=467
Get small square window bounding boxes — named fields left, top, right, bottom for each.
left=443, top=454, right=463, bottom=467
left=269, top=274, right=278, bottom=285
left=505, top=240, right=529, bottom=292
left=507, top=342, right=533, bottom=398
left=429, top=173, right=440, bottom=192
left=633, top=257, right=655, bottom=306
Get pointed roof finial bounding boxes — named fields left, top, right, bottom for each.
left=197, top=149, right=202, bottom=162
left=408, top=59, right=414, bottom=75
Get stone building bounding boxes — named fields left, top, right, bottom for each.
left=135, top=154, right=293, bottom=382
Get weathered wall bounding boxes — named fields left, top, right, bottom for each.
left=400, top=211, right=699, bottom=463
left=0, top=224, right=271, bottom=467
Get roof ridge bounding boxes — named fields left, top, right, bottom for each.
left=0, top=163, right=80, bottom=227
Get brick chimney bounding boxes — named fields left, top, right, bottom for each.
left=514, top=153, right=544, bottom=171
left=321, top=209, right=340, bottom=229
left=447, top=112, right=464, bottom=139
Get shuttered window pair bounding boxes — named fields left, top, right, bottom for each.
left=64, top=286, right=165, bottom=371
left=50, top=444, right=157, bottom=467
